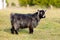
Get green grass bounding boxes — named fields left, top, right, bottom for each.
left=0, top=8, right=60, bottom=40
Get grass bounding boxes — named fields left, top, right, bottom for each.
left=0, top=7, right=60, bottom=40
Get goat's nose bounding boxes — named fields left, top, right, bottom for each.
left=43, top=15, right=46, bottom=18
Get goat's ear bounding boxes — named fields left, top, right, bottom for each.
left=37, top=9, right=40, bottom=11
left=45, top=10, right=46, bottom=12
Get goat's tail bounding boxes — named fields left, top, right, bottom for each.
left=10, top=13, right=15, bottom=23
left=10, top=13, right=14, bottom=19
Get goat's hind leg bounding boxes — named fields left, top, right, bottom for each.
left=11, top=26, right=15, bottom=34
left=14, top=23, right=20, bottom=34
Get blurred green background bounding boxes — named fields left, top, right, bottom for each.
left=6, top=0, right=60, bottom=8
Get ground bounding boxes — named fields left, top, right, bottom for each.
left=0, top=7, right=60, bottom=40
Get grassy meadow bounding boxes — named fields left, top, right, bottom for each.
left=0, top=7, right=60, bottom=40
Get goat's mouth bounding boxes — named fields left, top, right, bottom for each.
left=43, top=16, right=46, bottom=18
left=42, top=15, right=46, bottom=18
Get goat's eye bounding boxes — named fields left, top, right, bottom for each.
left=40, top=12, right=42, bottom=14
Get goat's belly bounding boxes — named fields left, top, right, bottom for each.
left=19, top=20, right=30, bottom=29
left=20, top=26, right=28, bottom=29
left=20, top=23, right=28, bottom=29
